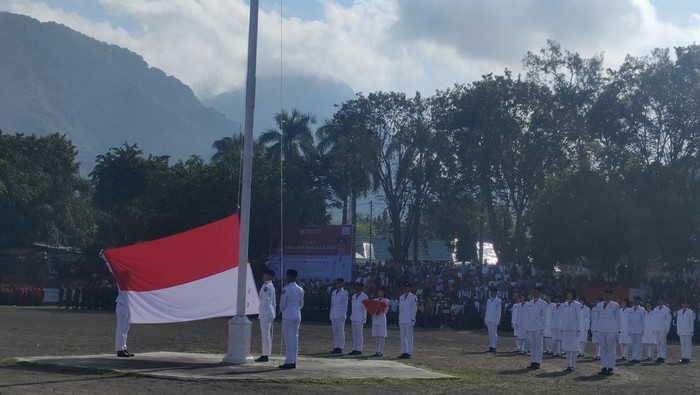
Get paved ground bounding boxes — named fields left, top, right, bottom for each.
left=15, top=352, right=451, bottom=380
left=1, top=306, right=699, bottom=394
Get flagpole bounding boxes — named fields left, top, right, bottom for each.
left=223, top=0, right=258, bottom=364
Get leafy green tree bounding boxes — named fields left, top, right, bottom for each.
left=0, top=132, right=96, bottom=248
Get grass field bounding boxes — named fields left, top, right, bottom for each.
left=0, top=306, right=697, bottom=394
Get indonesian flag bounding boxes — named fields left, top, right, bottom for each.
left=101, top=214, right=260, bottom=323
left=362, top=299, right=389, bottom=316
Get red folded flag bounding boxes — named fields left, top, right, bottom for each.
left=362, top=299, right=388, bottom=316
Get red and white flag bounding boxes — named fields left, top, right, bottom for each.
left=102, top=214, right=260, bottom=323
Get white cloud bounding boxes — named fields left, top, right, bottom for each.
left=4, top=0, right=700, bottom=98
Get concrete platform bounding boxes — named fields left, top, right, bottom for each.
left=15, top=352, right=453, bottom=381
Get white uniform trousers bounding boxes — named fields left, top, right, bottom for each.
left=115, top=303, right=130, bottom=352
left=656, top=331, right=668, bottom=359
left=629, top=333, right=642, bottom=361
left=644, top=343, right=655, bottom=359
left=680, top=335, right=692, bottom=360
left=375, top=336, right=385, bottom=354
left=599, top=332, right=617, bottom=369
left=259, top=318, right=273, bottom=356
left=351, top=321, right=364, bottom=351
left=527, top=330, right=543, bottom=364
left=331, top=318, right=346, bottom=350
left=485, top=321, right=498, bottom=349
left=399, top=323, right=414, bottom=354
left=282, top=319, right=300, bottom=364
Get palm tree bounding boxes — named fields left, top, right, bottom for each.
left=258, top=109, right=317, bottom=162
left=316, top=113, right=377, bottom=226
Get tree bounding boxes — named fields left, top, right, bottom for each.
left=0, top=133, right=96, bottom=248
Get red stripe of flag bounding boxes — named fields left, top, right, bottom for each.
left=103, top=215, right=240, bottom=292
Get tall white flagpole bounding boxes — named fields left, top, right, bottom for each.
left=223, top=0, right=259, bottom=364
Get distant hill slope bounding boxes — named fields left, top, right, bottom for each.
left=0, top=12, right=237, bottom=173
left=203, top=74, right=356, bottom=133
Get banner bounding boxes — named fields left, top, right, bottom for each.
left=269, top=225, right=353, bottom=281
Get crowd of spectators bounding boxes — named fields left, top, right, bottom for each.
left=0, top=285, right=44, bottom=306
left=288, top=259, right=700, bottom=334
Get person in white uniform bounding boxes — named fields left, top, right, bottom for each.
left=371, top=288, right=389, bottom=357
left=550, top=295, right=563, bottom=358
left=511, top=294, right=527, bottom=354
left=653, top=296, right=672, bottom=363
left=591, top=297, right=603, bottom=360
left=348, top=282, right=368, bottom=355
left=627, top=296, right=645, bottom=364
left=642, top=301, right=657, bottom=361
left=676, top=300, right=695, bottom=363
left=255, top=269, right=277, bottom=363
left=618, top=298, right=631, bottom=361
left=279, top=269, right=304, bottom=369
left=596, top=289, right=621, bottom=376
left=525, top=287, right=547, bottom=369
left=398, top=282, right=417, bottom=359
left=559, top=289, right=581, bottom=371
left=484, top=288, right=502, bottom=352
left=578, top=299, right=591, bottom=357
left=544, top=295, right=554, bottom=355
left=329, top=277, right=348, bottom=353
left=114, top=288, right=134, bottom=357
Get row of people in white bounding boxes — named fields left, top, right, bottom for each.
left=330, top=279, right=418, bottom=358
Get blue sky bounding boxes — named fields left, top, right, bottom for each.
left=3, top=0, right=700, bottom=98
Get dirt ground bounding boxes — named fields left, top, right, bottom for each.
left=1, top=306, right=698, bottom=394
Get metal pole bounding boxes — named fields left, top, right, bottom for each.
left=369, top=200, right=373, bottom=261
left=224, top=0, right=258, bottom=364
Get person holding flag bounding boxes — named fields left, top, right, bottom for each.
left=368, top=288, right=389, bottom=357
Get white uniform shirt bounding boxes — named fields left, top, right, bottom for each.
left=580, top=305, right=591, bottom=332
left=330, top=288, right=349, bottom=320
left=485, top=297, right=502, bottom=323
left=280, top=282, right=304, bottom=321
left=676, top=308, right=695, bottom=336
left=653, top=305, right=672, bottom=332
left=551, top=303, right=563, bottom=330
left=350, top=292, right=368, bottom=323
left=399, top=292, right=418, bottom=324
left=627, top=306, right=645, bottom=334
left=258, top=280, right=277, bottom=320
left=590, top=305, right=600, bottom=331
left=511, top=302, right=520, bottom=328
left=595, top=301, right=621, bottom=333
left=524, top=298, right=547, bottom=331
left=559, top=300, right=581, bottom=331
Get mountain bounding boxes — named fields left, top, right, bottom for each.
left=203, top=74, right=355, bottom=133
left=0, top=12, right=238, bottom=173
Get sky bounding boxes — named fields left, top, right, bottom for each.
left=3, top=0, right=700, bottom=100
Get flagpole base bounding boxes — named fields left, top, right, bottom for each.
left=223, top=315, right=254, bottom=364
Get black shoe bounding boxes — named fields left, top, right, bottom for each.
left=564, top=367, right=572, bottom=372
left=533, top=363, right=540, bottom=369
left=606, top=369, right=614, bottom=376
left=277, top=363, right=296, bottom=369
left=644, top=357, right=652, bottom=361
left=680, top=358, right=690, bottom=364
left=371, top=352, right=383, bottom=357
left=658, top=358, right=665, bottom=363
left=594, top=356, right=601, bottom=360
left=527, top=363, right=537, bottom=369
left=630, top=359, right=640, bottom=364
left=255, top=355, right=268, bottom=362
left=331, top=348, right=342, bottom=354
left=618, top=357, right=627, bottom=361
left=598, top=368, right=608, bottom=375
left=348, top=350, right=362, bottom=355
left=116, top=350, right=134, bottom=357
left=398, top=353, right=411, bottom=359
